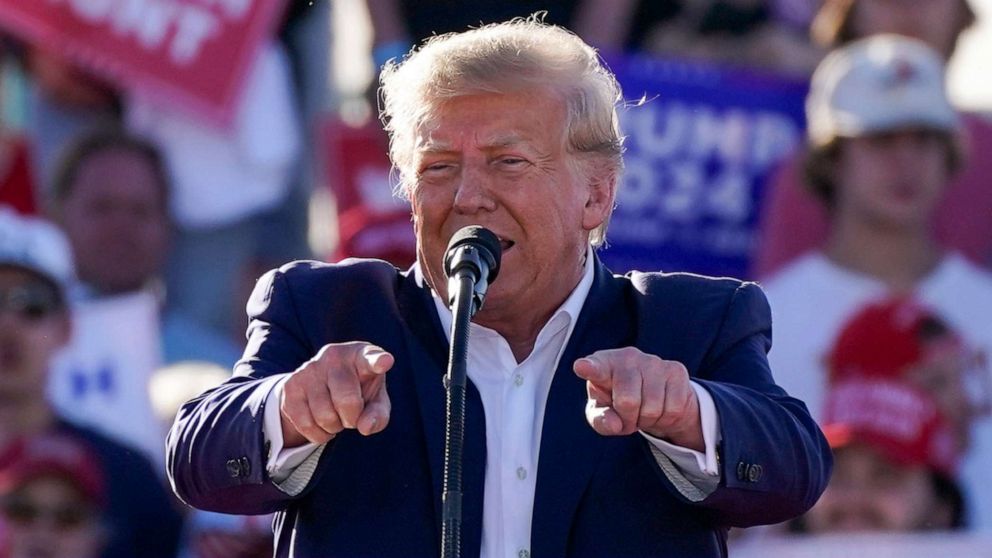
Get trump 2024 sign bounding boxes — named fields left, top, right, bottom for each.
left=602, top=54, right=809, bottom=280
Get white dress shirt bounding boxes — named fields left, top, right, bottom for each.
left=261, top=248, right=722, bottom=558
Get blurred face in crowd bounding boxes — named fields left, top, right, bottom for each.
left=0, top=268, right=69, bottom=415
left=850, top=0, right=969, bottom=59
left=832, top=129, right=950, bottom=230
left=58, top=147, right=169, bottom=295
left=1, top=476, right=104, bottom=558
left=409, top=90, right=614, bottom=339
left=805, top=443, right=952, bottom=532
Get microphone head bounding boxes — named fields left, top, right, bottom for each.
left=444, top=225, right=501, bottom=283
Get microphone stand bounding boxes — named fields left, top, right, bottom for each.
left=440, top=226, right=500, bottom=558
left=441, top=271, right=478, bottom=558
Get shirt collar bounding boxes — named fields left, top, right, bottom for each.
left=417, top=244, right=597, bottom=346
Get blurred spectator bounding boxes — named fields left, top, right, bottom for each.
left=150, top=362, right=272, bottom=558
left=366, top=0, right=580, bottom=69
left=810, top=0, right=974, bottom=60
left=0, top=434, right=108, bottom=558
left=753, top=0, right=992, bottom=277
left=761, top=35, right=992, bottom=530
left=573, top=0, right=822, bottom=76
left=803, top=299, right=969, bottom=533
left=126, top=39, right=305, bottom=339
left=0, top=206, right=183, bottom=557
left=42, top=130, right=240, bottom=464
left=49, top=129, right=241, bottom=366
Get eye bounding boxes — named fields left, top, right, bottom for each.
left=419, top=161, right=456, bottom=176
left=496, top=156, right=528, bottom=168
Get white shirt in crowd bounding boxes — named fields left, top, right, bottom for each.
left=762, top=251, right=992, bottom=532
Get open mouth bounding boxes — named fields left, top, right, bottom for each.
left=496, top=236, right=515, bottom=252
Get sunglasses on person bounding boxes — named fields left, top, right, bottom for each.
left=0, top=284, right=62, bottom=321
left=0, top=496, right=93, bottom=530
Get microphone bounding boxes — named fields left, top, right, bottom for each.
left=443, top=226, right=502, bottom=314
left=439, top=225, right=501, bottom=558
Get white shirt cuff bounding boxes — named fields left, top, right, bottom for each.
left=263, top=375, right=324, bottom=486
left=640, top=382, right=721, bottom=499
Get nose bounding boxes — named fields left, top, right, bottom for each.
left=452, top=166, right=497, bottom=215
left=890, top=131, right=938, bottom=163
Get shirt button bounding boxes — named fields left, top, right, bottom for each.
left=516, top=467, right=527, bottom=480
left=513, top=374, right=524, bottom=386
left=518, top=550, right=530, bottom=558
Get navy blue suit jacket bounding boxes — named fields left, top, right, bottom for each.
left=167, top=257, right=831, bottom=557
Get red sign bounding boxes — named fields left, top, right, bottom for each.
left=321, top=117, right=417, bottom=268
left=0, top=0, right=286, bottom=123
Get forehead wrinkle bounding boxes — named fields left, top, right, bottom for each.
left=415, top=131, right=542, bottom=159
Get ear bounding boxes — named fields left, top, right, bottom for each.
left=581, top=168, right=617, bottom=233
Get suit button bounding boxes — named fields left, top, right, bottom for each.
left=239, top=456, right=251, bottom=477
left=747, top=464, right=763, bottom=483
left=226, top=458, right=242, bottom=478
left=736, top=461, right=748, bottom=482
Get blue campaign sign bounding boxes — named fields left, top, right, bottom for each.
left=599, top=54, right=809, bottom=279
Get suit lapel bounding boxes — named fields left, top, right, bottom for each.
left=531, top=260, right=635, bottom=558
left=397, top=272, right=487, bottom=558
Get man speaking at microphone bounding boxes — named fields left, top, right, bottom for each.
left=167, top=16, right=831, bottom=558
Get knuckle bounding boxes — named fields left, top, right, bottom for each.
left=617, top=346, right=642, bottom=363
left=656, top=412, right=682, bottom=430
left=292, top=415, right=315, bottom=431
left=336, top=393, right=363, bottom=411
left=640, top=405, right=664, bottom=422
left=613, top=394, right=639, bottom=413
left=314, top=417, right=340, bottom=434
left=662, top=360, right=688, bottom=377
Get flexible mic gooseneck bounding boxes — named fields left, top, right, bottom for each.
left=440, top=225, right=502, bottom=558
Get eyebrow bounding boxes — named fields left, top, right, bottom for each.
left=416, top=133, right=532, bottom=155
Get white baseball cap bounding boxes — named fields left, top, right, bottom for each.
left=806, top=34, right=960, bottom=148
left=0, top=206, right=74, bottom=290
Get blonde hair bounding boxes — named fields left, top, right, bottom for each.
left=379, top=16, right=624, bottom=246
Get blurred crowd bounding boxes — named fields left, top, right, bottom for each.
left=0, top=1, right=990, bottom=557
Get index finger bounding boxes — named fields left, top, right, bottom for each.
left=355, top=345, right=395, bottom=379
left=573, top=355, right=612, bottom=388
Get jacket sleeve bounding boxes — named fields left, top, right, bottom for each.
left=678, top=282, right=831, bottom=527
left=166, top=263, right=321, bottom=515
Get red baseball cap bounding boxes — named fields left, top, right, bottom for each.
left=822, top=377, right=959, bottom=475
left=823, top=297, right=962, bottom=475
left=0, top=434, right=105, bottom=507
left=827, top=297, right=962, bottom=382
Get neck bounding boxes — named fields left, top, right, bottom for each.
left=479, top=308, right=557, bottom=363
left=475, top=261, right=586, bottom=363
left=825, top=212, right=941, bottom=291
left=0, top=401, right=55, bottom=448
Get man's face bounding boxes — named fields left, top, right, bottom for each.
left=59, top=148, right=169, bottom=295
left=1, top=477, right=105, bottom=558
left=408, top=90, right=614, bottom=331
left=833, top=129, right=949, bottom=230
left=805, top=443, right=947, bottom=533
left=0, top=268, right=69, bottom=411
left=852, top=0, right=965, bottom=59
